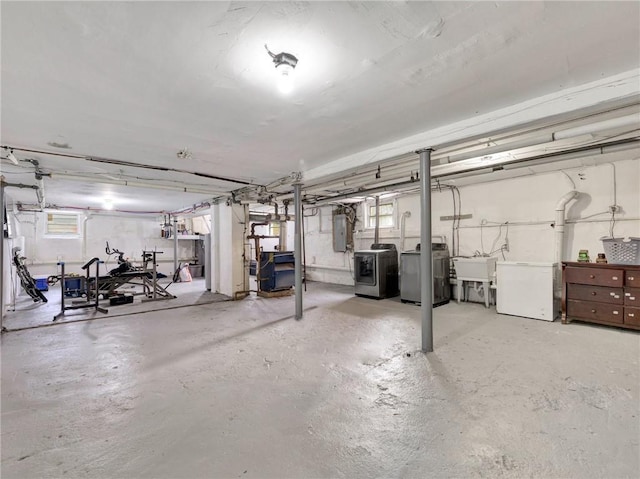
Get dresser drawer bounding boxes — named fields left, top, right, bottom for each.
left=567, top=300, right=624, bottom=324
left=565, top=266, right=624, bottom=287
left=626, top=272, right=640, bottom=288
left=624, top=307, right=640, bottom=326
left=567, top=283, right=623, bottom=304
left=624, top=288, right=640, bottom=306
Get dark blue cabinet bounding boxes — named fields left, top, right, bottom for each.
left=259, top=251, right=295, bottom=292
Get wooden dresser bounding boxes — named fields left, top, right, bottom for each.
left=562, top=262, right=640, bottom=330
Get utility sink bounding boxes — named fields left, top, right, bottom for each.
left=452, top=257, right=498, bottom=308
left=452, top=257, right=497, bottom=282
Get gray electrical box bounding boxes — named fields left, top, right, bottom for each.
left=333, top=214, right=347, bottom=252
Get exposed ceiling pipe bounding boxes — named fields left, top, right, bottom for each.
left=49, top=173, right=226, bottom=195
left=301, top=152, right=418, bottom=190
left=413, top=102, right=640, bottom=158
left=374, top=195, right=380, bottom=244
left=553, top=113, right=639, bottom=140
left=35, top=177, right=45, bottom=209
left=296, top=138, right=640, bottom=205
left=303, top=160, right=421, bottom=194
left=1, top=145, right=259, bottom=187
left=554, top=191, right=579, bottom=297
left=82, top=213, right=92, bottom=261
left=298, top=107, right=639, bottom=196
left=21, top=158, right=48, bottom=209
left=460, top=138, right=639, bottom=175
left=311, top=129, right=639, bottom=194
left=315, top=137, right=638, bottom=198
left=400, top=211, right=411, bottom=252
left=169, top=200, right=215, bottom=216
left=307, top=179, right=423, bottom=205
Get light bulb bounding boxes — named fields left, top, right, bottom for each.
left=277, top=63, right=294, bottom=94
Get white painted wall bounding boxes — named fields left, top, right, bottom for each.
left=6, top=212, right=195, bottom=279
left=304, top=159, right=640, bottom=286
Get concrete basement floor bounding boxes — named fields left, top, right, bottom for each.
left=1, top=282, right=639, bottom=478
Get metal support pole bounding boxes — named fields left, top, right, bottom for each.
left=173, top=217, right=178, bottom=273
left=418, top=148, right=434, bottom=353
left=293, top=182, right=303, bottom=320
left=0, top=179, right=4, bottom=332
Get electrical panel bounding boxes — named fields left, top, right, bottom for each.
left=333, top=214, right=347, bottom=252
left=332, top=205, right=355, bottom=252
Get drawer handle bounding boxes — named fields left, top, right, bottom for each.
left=589, top=274, right=595, bottom=279
left=613, top=311, right=619, bottom=315
left=591, top=292, right=597, bottom=296
left=612, top=276, right=618, bottom=280
left=591, top=309, right=596, bottom=313
left=630, top=313, right=636, bottom=317
left=629, top=276, right=635, bottom=281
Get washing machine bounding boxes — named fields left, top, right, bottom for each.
left=354, top=243, right=399, bottom=299
left=400, top=242, right=451, bottom=306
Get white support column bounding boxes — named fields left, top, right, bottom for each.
left=217, top=201, right=248, bottom=299
left=208, top=202, right=219, bottom=292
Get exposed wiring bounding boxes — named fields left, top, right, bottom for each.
left=458, top=217, right=639, bottom=228
left=560, top=170, right=576, bottom=189
left=346, top=251, right=354, bottom=280
left=577, top=128, right=640, bottom=148
left=489, top=223, right=504, bottom=255
left=609, top=209, right=617, bottom=237
left=578, top=210, right=611, bottom=220
left=303, top=207, right=319, bottom=217
left=2, top=144, right=260, bottom=187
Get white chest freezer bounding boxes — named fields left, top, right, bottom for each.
left=496, top=261, right=558, bottom=321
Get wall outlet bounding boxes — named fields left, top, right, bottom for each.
left=609, top=205, right=620, bottom=214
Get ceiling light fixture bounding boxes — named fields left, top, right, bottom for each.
left=103, top=198, right=114, bottom=210
left=265, top=44, right=298, bottom=95
left=2, top=147, right=20, bottom=166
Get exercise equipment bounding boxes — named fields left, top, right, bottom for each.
left=12, top=247, right=47, bottom=303
left=91, top=246, right=175, bottom=302
left=54, top=258, right=108, bottom=321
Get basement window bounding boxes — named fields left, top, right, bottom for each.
left=45, top=212, right=80, bottom=237
left=365, top=201, right=396, bottom=229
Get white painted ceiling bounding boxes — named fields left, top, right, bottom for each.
left=1, top=1, right=639, bottom=212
